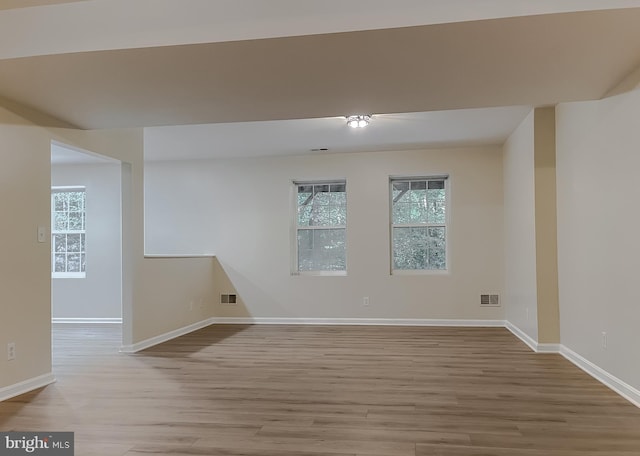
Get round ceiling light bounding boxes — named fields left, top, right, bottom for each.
left=346, top=115, right=371, bottom=128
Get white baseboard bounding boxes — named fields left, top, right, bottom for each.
left=536, top=343, right=562, bottom=353
left=560, top=345, right=640, bottom=408
left=505, top=321, right=540, bottom=351
left=53, top=318, right=122, bottom=324
left=212, top=317, right=506, bottom=327
left=0, top=373, right=56, bottom=402
left=120, top=317, right=216, bottom=353
left=505, top=320, right=639, bottom=408
left=119, top=317, right=503, bottom=353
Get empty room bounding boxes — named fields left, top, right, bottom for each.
left=1, top=1, right=640, bottom=455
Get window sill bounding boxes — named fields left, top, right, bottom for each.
left=293, top=270, right=347, bottom=277
left=52, top=272, right=86, bottom=279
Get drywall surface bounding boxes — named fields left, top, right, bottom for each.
left=145, top=147, right=504, bottom=321
left=556, top=87, right=640, bottom=391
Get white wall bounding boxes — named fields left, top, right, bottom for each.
left=56, top=129, right=218, bottom=346
left=51, top=163, right=122, bottom=319
left=503, top=110, right=538, bottom=340
left=0, top=106, right=53, bottom=390
left=0, top=100, right=221, bottom=397
left=145, top=147, right=504, bottom=321
left=556, top=86, right=640, bottom=391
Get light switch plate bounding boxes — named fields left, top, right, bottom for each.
left=37, top=226, right=46, bottom=243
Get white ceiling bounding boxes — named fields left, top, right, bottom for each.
left=2, top=0, right=640, bottom=59
left=51, top=142, right=119, bottom=165
left=3, top=2, right=640, bottom=161
left=2, top=8, right=640, bottom=130
left=144, top=106, right=532, bottom=161
left=0, top=0, right=84, bottom=11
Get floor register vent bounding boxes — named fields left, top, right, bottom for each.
left=221, top=294, right=237, bottom=304
left=480, top=294, right=500, bottom=306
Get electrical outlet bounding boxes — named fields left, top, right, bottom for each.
left=189, top=301, right=194, bottom=311
left=7, top=342, right=15, bottom=361
left=602, top=331, right=607, bottom=349
left=363, top=297, right=370, bottom=306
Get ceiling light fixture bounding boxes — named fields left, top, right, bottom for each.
left=346, top=115, right=371, bottom=128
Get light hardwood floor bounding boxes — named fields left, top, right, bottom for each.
left=1, top=324, right=640, bottom=455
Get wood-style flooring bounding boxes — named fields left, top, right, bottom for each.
left=1, top=324, right=640, bottom=455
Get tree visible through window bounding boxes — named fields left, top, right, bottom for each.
left=391, top=177, right=447, bottom=271
left=295, top=181, right=346, bottom=273
left=52, top=188, right=86, bottom=277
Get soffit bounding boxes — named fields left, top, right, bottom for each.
left=0, top=9, right=638, bottom=129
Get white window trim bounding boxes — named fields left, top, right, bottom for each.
left=52, top=271, right=86, bottom=279
left=291, top=179, right=348, bottom=276
left=51, top=186, right=87, bottom=279
left=389, top=175, right=450, bottom=275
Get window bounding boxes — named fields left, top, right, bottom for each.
left=294, top=181, right=346, bottom=273
left=391, top=177, right=447, bottom=271
left=52, top=188, right=86, bottom=278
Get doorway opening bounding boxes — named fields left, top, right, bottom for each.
left=50, top=141, right=132, bottom=349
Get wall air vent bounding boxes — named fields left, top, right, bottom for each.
left=480, top=294, right=500, bottom=306
left=220, top=294, right=237, bottom=304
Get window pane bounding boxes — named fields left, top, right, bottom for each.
left=297, top=229, right=313, bottom=251
left=298, top=228, right=345, bottom=271
left=53, top=234, right=66, bottom=252
left=329, top=205, right=346, bottom=226
left=391, top=178, right=447, bottom=271
left=315, top=229, right=346, bottom=271
left=67, top=254, right=81, bottom=272
left=392, top=203, right=411, bottom=224
left=409, top=203, right=428, bottom=224
left=54, top=212, right=68, bottom=231
left=428, top=226, right=446, bottom=245
left=392, top=181, right=410, bottom=203
left=296, top=182, right=346, bottom=272
left=309, top=204, right=330, bottom=226
left=393, top=203, right=428, bottom=225
left=51, top=189, right=86, bottom=276
left=298, top=183, right=346, bottom=228
left=428, top=188, right=445, bottom=200
left=67, top=233, right=82, bottom=252
left=54, top=254, right=66, bottom=272
left=409, top=181, right=427, bottom=206
left=68, top=192, right=83, bottom=211
left=313, top=185, right=330, bottom=204
left=298, top=205, right=312, bottom=225
left=394, top=227, right=421, bottom=270
left=427, top=198, right=446, bottom=224
left=428, top=248, right=446, bottom=269
left=411, top=180, right=427, bottom=190
left=81, top=253, right=86, bottom=272
left=54, top=193, right=68, bottom=211
left=298, top=186, right=312, bottom=206
left=68, top=212, right=83, bottom=230
left=428, top=227, right=446, bottom=269
left=393, top=226, right=445, bottom=270
left=328, top=184, right=346, bottom=205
